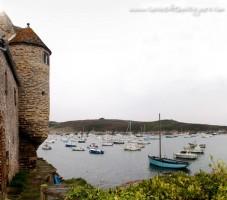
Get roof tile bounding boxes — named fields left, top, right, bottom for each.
left=9, top=27, right=51, bottom=54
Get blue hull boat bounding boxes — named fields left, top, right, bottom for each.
left=148, top=155, right=189, bottom=169
left=148, top=114, right=189, bottom=170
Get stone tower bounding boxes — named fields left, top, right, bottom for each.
left=9, top=24, right=51, bottom=169
left=0, top=12, right=15, bottom=39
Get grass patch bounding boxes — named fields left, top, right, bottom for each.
left=64, top=178, right=90, bottom=187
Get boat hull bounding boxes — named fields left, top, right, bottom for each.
left=174, top=154, right=198, bottom=160
left=42, top=147, right=52, bottom=150
left=148, top=155, right=189, bottom=169
left=102, top=143, right=113, bottom=146
left=89, top=149, right=104, bottom=154
left=65, top=144, right=76, bottom=147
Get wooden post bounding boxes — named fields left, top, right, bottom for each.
left=40, top=184, right=48, bottom=200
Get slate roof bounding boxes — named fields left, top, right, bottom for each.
left=9, top=26, right=51, bottom=54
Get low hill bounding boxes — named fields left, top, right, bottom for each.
left=49, top=119, right=227, bottom=133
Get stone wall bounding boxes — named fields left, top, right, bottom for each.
left=0, top=50, right=19, bottom=198
left=10, top=44, right=50, bottom=169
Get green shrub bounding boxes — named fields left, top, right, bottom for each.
left=65, top=161, right=227, bottom=200
left=9, top=171, right=28, bottom=190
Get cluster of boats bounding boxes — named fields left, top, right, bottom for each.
left=42, top=130, right=211, bottom=155
left=42, top=115, right=221, bottom=171
left=101, top=135, right=151, bottom=151
left=41, top=132, right=154, bottom=153
left=42, top=139, right=56, bottom=150
left=148, top=114, right=214, bottom=170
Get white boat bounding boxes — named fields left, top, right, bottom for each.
left=47, top=139, right=55, bottom=144
left=184, top=142, right=205, bottom=153
left=113, top=140, right=124, bottom=144
left=190, top=146, right=204, bottom=154
left=124, top=144, right=141, bottom=151
left=137, top=140, right=150, bottom=145
left=42, top=143, right=52, bottom=150
left=102, top=142, right=113, bottom=146
left=72, top=147, right=85, bottom=151
left=174, top=150, right=198, bottom=160
left=135, top=133, right=143, bottom=137
left=188, top=142, right=197, bottom=148
left=87, top=143, right=98, bottom=149
left=65, top=141, right=76, bottom=147
left=78, top=138, right=86, bottom=143
left=89, top=148, right=104, bottom=154
left=138, top=144, right=145, bottom=148
left=199, top=144, right=206, bottom=148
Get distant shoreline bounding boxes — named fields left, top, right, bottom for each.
left=49, top=118, right=227, bottom=133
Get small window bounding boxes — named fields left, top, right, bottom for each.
left=5, top=71, right=8, bottom=95
left=14, top=88, right=17, bottom=106
left=43, top=52, right=49, bottom=65
left=42, top=91, right=45, bottom=96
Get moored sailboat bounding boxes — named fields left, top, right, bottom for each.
left=148, top=114, right=189, bottom=169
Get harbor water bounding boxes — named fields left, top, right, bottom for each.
left=37, top=134, right=227, bottom=188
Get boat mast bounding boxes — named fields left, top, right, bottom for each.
left=129, top=121, right=132, bottom=132
left=159, top=113, right=161, bottom=159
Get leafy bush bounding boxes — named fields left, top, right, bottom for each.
left=65, top=161, right=227, bottom=200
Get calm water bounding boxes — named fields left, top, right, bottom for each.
left=37, top=134, right=227, bottom=188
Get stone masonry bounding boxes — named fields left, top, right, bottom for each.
left=10, top=44, right=50, bottom=168
left=0, top=41, right=19, bottom=199
left=0, top=12, right=51, bottom=199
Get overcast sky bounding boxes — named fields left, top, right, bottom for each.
left=1, top=0, right=227, bottom=125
